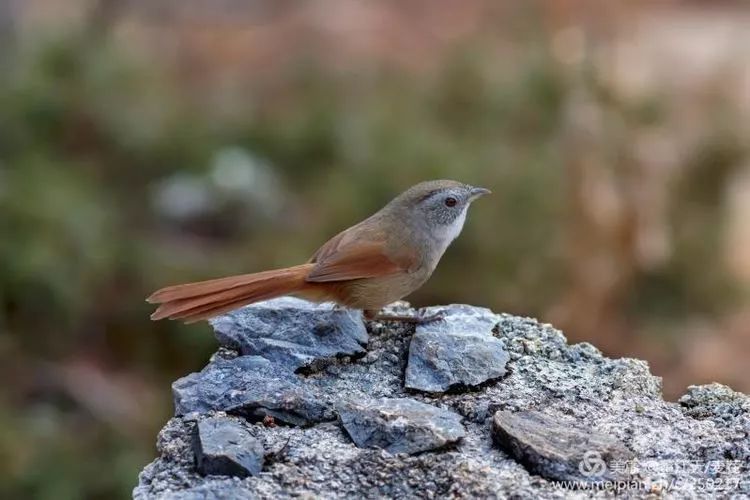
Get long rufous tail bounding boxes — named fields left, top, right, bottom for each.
left=147, top=263, right=316, bottom=323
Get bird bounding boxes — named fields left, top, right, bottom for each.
left=148, top=180, right=490, bottom=324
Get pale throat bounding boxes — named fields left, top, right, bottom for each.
left=433, top=207, right=468, bottom=255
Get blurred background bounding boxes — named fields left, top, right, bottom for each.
left=1, top=0, right=749, bottom=498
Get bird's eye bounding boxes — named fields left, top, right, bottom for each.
left=444, top=197, right=457, bottom=207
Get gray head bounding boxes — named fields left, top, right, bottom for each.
left=389, top=179, right=491, bottom=242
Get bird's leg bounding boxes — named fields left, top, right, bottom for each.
left=365, top=309, right=445, bottom=324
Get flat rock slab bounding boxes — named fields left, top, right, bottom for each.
left=193, top=417, right=264, bottom=477
left=210, top=297, right=368, bottom=373
left=492, top=410, right=633, bottom=482
left=173, top=355, right=329, bottom=426
left=338, top=397, right=466, bottom=455
left=405, top=304, right=508, bottom=392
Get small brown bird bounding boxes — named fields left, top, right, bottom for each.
left=148, top=180, right=490, bottom=323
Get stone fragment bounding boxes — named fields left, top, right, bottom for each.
left=210, top=297, right=368, bottom=373
left=173, top=355, right=329, bottom=426
left=193, top=417, right=264, bottom=477
left=492, top=410, right=633, bottom=482
left=405, top=304, right=508, bottom=392
left=338, top=397, right=466, bottom=454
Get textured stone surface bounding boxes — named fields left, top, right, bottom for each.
left=135, top=301, right=750, bottom=499
left=678, top=383, right=750, bottom=461
left=405, top=305, right=509, bottom=392
left=210, top=297, right=368, bottom=373
left=338, top=397, right=466, bottom=454
left=160, top=483, right=258, bottom=500
left=492, top=410, right=633, bottom=482
left=172, top=355, right=330, bottom=426
left=194, top=417, right=264, bottom=477
left=417, top=304, right=502, bottom=335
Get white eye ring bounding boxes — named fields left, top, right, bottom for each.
left=444, top=197, right=457, bottom=207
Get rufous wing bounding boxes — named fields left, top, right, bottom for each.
left=305, top=226, right=416, bottom=282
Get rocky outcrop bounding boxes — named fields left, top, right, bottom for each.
left=134, top=300, right=750, bottom=499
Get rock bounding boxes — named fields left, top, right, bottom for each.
left=679, top=383, right=750, bottom=420
left=492, top=410, right=633, bottom=482
left=405, top=304, right=509, bottom=392
left=173, top=355, right=330, bottom=426
left=210, top=297, right=368, bottom=373
left=337, top=397, right=466, bottom=454
left=418, top=304, right=502, bottom=335
left=160, top=483, right=259, bottom=500
left=679, top=383, right=750, bottom=461
left=193, top=417, right=264, bottom=477
left=136, top=304, right=750, bottom=499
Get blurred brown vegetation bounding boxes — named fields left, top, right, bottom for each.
left=1, top=0, right=749, bottom=498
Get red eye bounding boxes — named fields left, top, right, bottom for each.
left=445, top=197, right=457, bottom=207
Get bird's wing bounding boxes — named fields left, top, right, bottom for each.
left=305, top=223, right=416, bottom=282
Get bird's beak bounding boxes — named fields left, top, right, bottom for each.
left=468, top=186, right=492, bottom=201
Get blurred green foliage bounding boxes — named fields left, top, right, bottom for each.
left=1, top=10, right=748, bottom=499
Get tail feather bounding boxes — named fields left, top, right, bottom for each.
left=149, top=264, right=316, bottom=322
left=179, top=295, right=269, bottom=324
left=151, top=273, right=287, bottom=319
left=147, top=267, right=306, bottom=304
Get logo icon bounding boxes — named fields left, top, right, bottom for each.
left=579, top=450, right=607, bottom=478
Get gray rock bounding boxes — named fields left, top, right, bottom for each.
left=173, top=355, right=330, bottom=426
left=193, top=417, right=264, bottom=477
left=492, top=410, right=633, bottom=482
left=679, top=383, right=750, bottom=461
left=418, top=304, right=502, bottom=335
left=405, top=304, right=509, bottom=392
left=161, top=482, right=259, bottom=500
left=210, top=297, right=368, bottom=373
left=337, top=397, right=466, bottom=454
left=136, top=304, right=750, bottom=499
